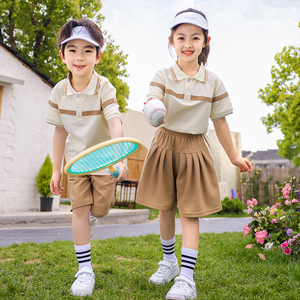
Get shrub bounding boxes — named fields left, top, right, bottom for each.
left=221, top=197, right=244, bottom=214
left=36, top=154, right=53, bottom=197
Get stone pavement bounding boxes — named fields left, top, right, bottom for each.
left=0, top=204, right=150, bottom=228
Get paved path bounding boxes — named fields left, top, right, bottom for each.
left=0, top=217, right=251, bottom=247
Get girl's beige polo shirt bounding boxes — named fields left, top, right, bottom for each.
left=46, top=71, right=122, bottom=175
left=147, top=62, right=233, bottom=135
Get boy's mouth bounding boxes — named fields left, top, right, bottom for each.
left=74, top=64, right=86, bottom=68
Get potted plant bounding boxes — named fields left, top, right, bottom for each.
left=36, top=154, right=53, bottom=211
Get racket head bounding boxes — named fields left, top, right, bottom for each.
left=64, top=137, right=142, bottom=176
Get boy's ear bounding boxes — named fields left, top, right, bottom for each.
left=59, top=50, right=66, bottom=63
left=95, top=51, right=102, bottom=65
left=168, top=36, right=174, bottom=47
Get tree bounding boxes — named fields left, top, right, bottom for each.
left=258, top=23, right=300, bottom=167
left=0, top=0, right=128, bottom=112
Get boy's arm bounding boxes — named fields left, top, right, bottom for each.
left=108, top=118, right=129, bottom=181
left=50, top=126, right=68, bottom=195
left=213, top=117, right=252, bottom=173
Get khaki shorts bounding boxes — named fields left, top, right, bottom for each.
left=136, top=127, right=222, bottom=217
left=68, top=175, right=116, bottom=216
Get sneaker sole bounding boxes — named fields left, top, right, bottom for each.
left=166, top=292, right=197, bottom=300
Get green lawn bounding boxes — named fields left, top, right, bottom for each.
left=0, top=232, right=299, bottom=299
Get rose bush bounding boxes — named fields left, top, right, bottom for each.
left=244, top=178, right=300, bottom=256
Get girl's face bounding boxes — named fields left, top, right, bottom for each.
left=169, top=23, right=207, bottom=66
left=59, top=39, right=101, bottom=81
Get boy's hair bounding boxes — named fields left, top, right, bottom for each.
left=57, top=18, right=104, bottom=58
left=169, top=8, right=210, bottom=65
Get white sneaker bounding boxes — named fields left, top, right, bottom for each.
left=166, top=276, right=197, bottom=300
left=70, top=266, right=95, bottom=296
left=89, top=213, right=98, bottom=238
left=149, top=260, right=179, bottom=284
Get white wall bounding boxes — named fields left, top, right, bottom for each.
left=0, top=46, right=54, bottom=213
left=208, top=129, right=241, bottom=200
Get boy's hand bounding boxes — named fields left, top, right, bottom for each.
left=50, top=171, right=64, bottom=195
left=108, top=162, right=129, bottom=182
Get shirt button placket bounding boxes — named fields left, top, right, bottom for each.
left=185, top=78, right=191, bottom=100
left=76, top=94, right=82, bottom=119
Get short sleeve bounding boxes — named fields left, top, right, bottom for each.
left=100, top=78, right=122, bottom=122
left=147, top=70, right=166, bottom=101
left=45, top=86, right=63, bottom=126
left=210, top=79, right=233, bottom=121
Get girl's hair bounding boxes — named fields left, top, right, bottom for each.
left=169, top=8, right=210, bottom=65
left=56, top=18, right=104, bottom=58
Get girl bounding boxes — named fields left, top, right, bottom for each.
left=46, top=19, right=128, bottom=296
left=136, top=8, right=252, bottom=300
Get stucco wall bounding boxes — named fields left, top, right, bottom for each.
left=208, top=129, right=241, bottom=199
left=0, top=46, right=54, bottom=213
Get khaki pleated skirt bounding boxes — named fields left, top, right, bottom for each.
left=136, top=127, right=222, bottom=217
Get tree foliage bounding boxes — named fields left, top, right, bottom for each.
left=258, top=23, right=300, bottom=167
left=0, top=0, right=128, bottom=112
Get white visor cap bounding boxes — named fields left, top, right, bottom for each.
left=170, top=11, right=208, bottom=30
left=61, top=26, right=99, bottom=47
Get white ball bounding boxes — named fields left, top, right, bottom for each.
left=144, top=99, right=166, bottom=127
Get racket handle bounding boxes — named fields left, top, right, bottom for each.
left=109, top=165, right=120, bottom=178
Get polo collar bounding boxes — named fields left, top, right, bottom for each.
left=64, top=70, right=101, bottom=96
left=170, top=61, right=207, bottom=83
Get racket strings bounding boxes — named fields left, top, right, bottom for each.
left=69, top=142, right=138, bottom=174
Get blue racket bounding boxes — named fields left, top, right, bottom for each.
left=64, top=137, right=142, bottom=177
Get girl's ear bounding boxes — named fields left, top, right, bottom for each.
left=95, top=51, right=102, bottom=65
left=59, top=50, right=66, bottom=63
left=168, top=36, right=174, bottom=47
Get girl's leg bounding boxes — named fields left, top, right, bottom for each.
left=72, top=205, right=91, bottom=246
left=149, top=205, right=179, bottom=284
left=166, top=216, right=199, bottom=300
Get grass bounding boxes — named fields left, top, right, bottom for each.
left=1, top=233, right=300, bottom=299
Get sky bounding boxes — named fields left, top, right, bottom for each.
left=100, top=0, right=300, bottom=151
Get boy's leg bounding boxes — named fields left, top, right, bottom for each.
left=149, top=205, right=179, bottom=284
left=166, top=216, right=199, bottom=300
left=70, top=206, right=95, bottom=297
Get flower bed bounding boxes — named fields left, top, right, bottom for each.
left=244, top=178, right=300, bottom=256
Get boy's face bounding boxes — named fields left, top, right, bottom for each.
left=59, top=39, right=102, bottom=80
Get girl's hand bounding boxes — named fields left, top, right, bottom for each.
left=143, top=98, right=165, bottom=124
left=50, top=171, right=64, bottom=195
left=232, top=157, right=252, bottom=173
left=108, top=162, right=129, bottom=182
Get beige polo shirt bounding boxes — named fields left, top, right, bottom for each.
left=46, top=71, right=122, bottom=175
left=147, top=62, right=233, bottom=134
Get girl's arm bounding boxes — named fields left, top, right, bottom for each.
left=213, top=117, right=252, bottom=173
left=108, top=118, right=129, bottom=181
left=50, top=126, right=68, bottom=195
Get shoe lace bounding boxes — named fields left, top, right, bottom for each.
left=174, top=280, right=188, bottom=289
left=76, top=272, right=92, bottom=286
left=157, top=265, right=169, bottom=275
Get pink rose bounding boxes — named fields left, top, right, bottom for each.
left=252, top=198, right=258, bottom=205
left=281, top=241, right=288, bottom=248
left=245, top=244, right=253, bottom=249
left=270, top=219, right=277, bottom=224
left=292, top=199, right=298, bottom=203
left=285, top=200, right=291, bottom=205
left=243, top=225, right=251, bottom=237
left=284, top=247, right=291, bottom=255
left=247, top=208, right=253, bottom=214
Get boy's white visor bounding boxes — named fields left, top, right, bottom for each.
left=170, top=12, right=208, bottom=30
left=61, top=26, right=99, bottom=47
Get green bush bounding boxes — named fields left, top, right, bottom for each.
left=221, top=197, right=244, bottom=214
left=36, top=154, right=53, bottom=197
